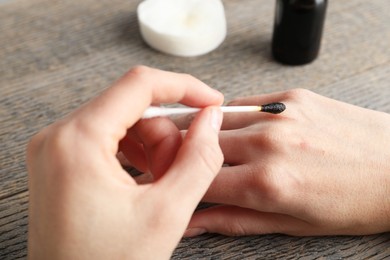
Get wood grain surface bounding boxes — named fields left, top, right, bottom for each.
left=1, top=0, right=390, bottom=259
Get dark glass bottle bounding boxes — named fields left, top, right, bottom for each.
left=271, top=0, right=327, bottom=65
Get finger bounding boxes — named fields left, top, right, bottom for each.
left=177, top=121, right=276, bottom=166
left=202, top=166, right=256, bottom=208
left=201, top=165, right=282, bottom=213
left=220, top=121, right=282, bottom=165
left=222, top=112, right=282, bottom=130
left=134, top=117, right=182, bottom=180
left=219, top=129, right=256, bottom=165
left=71, top=66, right=224, bottom=150
left=118, top=136, right=148, bottom=173
left=184, top=205, right=317, bottom=237
left=156, top=107, right=224, bottom=212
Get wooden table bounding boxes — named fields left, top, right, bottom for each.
left=1, top=0, right=390, bottom=259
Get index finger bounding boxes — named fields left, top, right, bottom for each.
left=74, top=66, right=224, bottom=141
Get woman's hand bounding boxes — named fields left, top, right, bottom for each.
left=185, top=89, right=390, bottom=237
left=27, top=66, right=224, bottom=259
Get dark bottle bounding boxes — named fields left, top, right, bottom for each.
left=271, top=0, right=327, bottom=65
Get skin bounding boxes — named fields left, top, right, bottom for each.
left=27, top=67, right=390, bottom=258
left=27, top=66, right=225, bottom=260
left=183, top=89, right=390, bottom=237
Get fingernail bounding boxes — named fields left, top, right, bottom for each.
left=184, top=228, right=207, bottom=237
left=210, top=107, right=222, bottom=133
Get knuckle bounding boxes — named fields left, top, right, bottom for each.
left=124, top=65, right=154, bottom=89
left=27, top=130, right=46, bottom=152
left=43, top=123, right=74, bottom=153
left=224, top=219, right=249, bottom=236
left=126, top=65, right=151, bottom=79
left=180, top=72, right=197, bottom=82
left=249, top=161, right=301, bottom=211
left=248, top=124, right=286, bottom=150
left=282, top=88, right=313, bottom=102
left=248, top=163, right=287, bottom=205
left=122, top=66, right=154, bottom=97
left=26, top=128, right=49, bottom=165
left=36, top=119, right=93, bottom=159
left=249, top=163, right=275, bottom=194
left=26, top=122, right=76, bottom=176
left=181, top=73, right=204, bottom=89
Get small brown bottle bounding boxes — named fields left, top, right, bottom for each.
left=271, top=0, right=327, bottom=65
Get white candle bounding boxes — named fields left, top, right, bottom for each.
left=137, top=0, right=227, bottom=57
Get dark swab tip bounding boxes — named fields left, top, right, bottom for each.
left=260, top=102, right=286, bottom=114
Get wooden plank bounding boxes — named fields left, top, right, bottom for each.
left=0, top=191, right=28, bottom=260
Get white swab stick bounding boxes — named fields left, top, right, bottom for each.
left=142, top=106, right=261, bottom=119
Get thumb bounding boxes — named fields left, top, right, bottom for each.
left=157, top=106, right=223, bottom=212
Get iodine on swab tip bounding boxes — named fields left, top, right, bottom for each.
left=259, top=102, right=286, bottom=114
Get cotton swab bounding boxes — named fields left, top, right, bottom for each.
left=142, top=102, right=286, bottom=119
